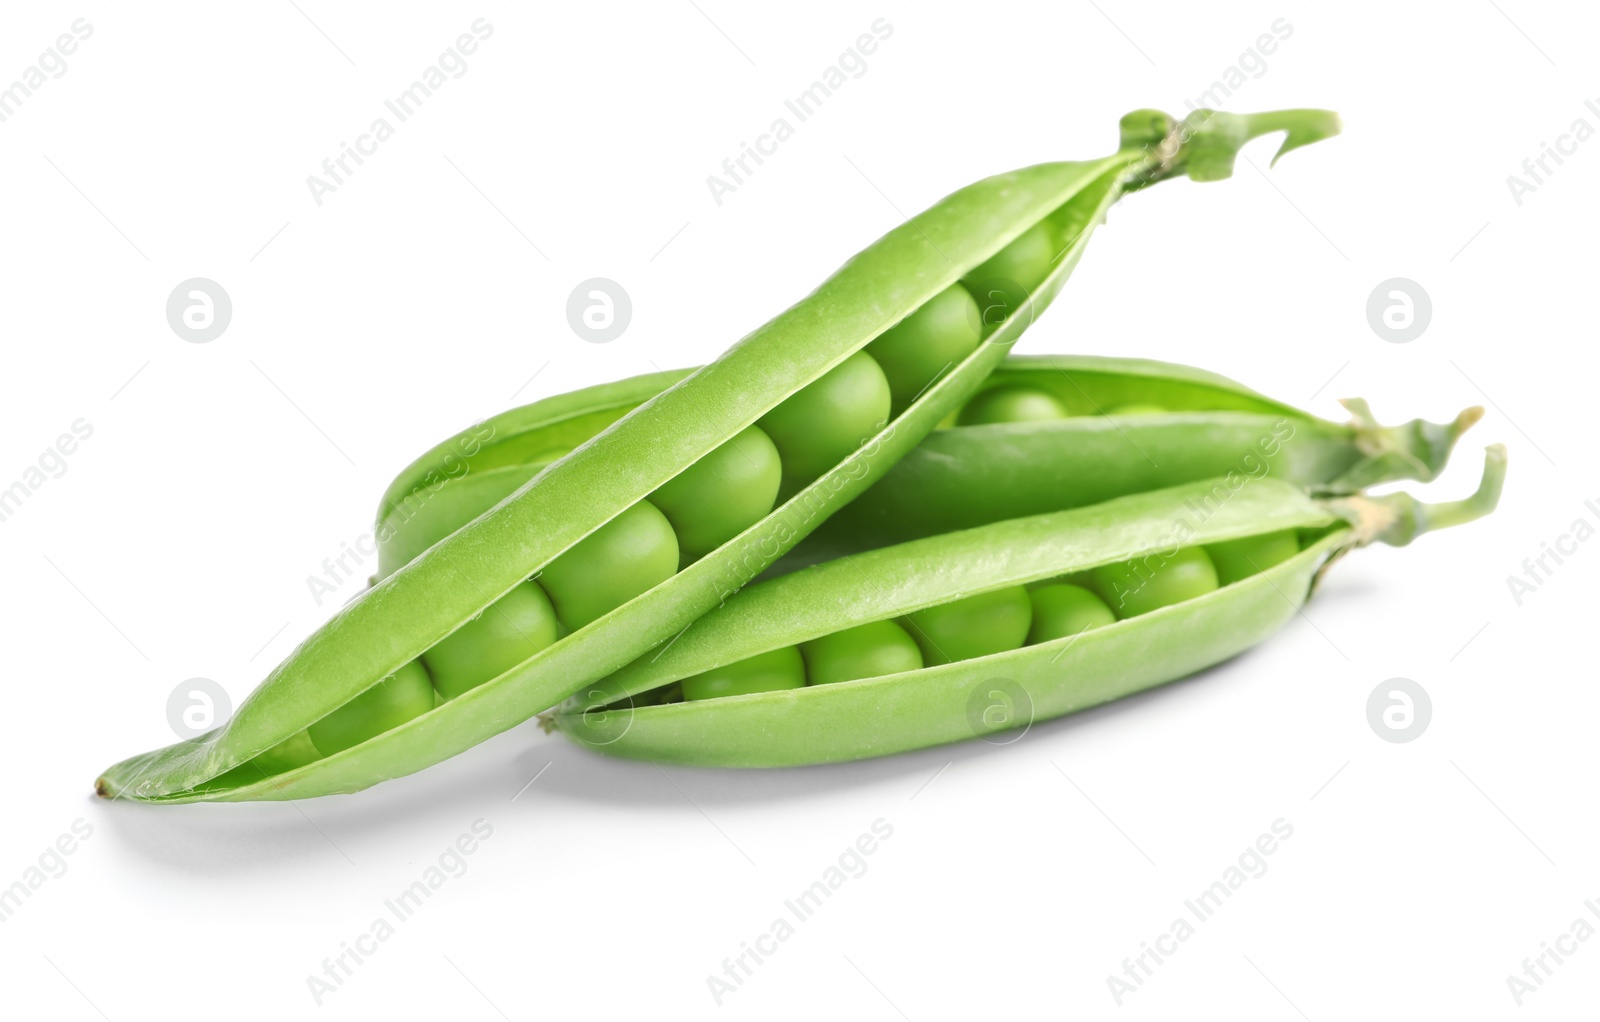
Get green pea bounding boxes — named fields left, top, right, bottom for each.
left=539, top=500, right=679, bottom=630
left=422, top=581, right=560, bottom=700
left=247, top=729, right=322, bottom=776
left=801, top=620, right=923, bottom=685
left=759, top=351, right=891, bottom=486
left=650, top=426, right=782, bottom=561
left=961, top=222, right=1057, bottom=332
left=307, top=660, right=435, bottom=757
left=682, top=646, right=806, bottom=701
left=903, top=585, right=1031, bottom=666
left=1206, top=530, right=1302, bottom=586
left=866, top=284, right=983, bottom=415
left=1089, top=546, right=1218, bottom=618
left=956, top=386, right=1071, bottom=425
left=1103, top=403, right=1166, bottom=415
left=1026, top=584, right=1116, bottom=643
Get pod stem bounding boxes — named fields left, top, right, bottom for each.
left=1120, top=107, right=1343, bottom=187
left=1328, top=445, right=1507, bottom=548
left=1327, top=400, right=1485, bottom=491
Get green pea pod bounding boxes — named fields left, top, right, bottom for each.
left=785, top=357, right=1484, bottom=562
left=555, top=447, right=1506, bottom=766
left=96, top=106, right=1340, bottom=803
left=372, top=355, right=1476, bottom=576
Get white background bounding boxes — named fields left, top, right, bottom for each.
left=1, top=1, right=1594, bottom=1018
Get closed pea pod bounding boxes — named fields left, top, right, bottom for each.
left=557, top=448, right=1505, bottom=767
left=100, top=107, right=1343, bottom=803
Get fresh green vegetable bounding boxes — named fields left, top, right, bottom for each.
left=555, top=448, right=1505, bottom=767
left=99, top=107, right=1341, bottom=803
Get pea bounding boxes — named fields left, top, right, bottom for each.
left=423, top=581, right=561, bottom=700
left=957, top=385, right=1071, bottom=425
left=759, top=351, right=891, bottom=486
left=650, top=426, right=782, bottom=560
left=1206, top=530, right=1302, bottom=586
left=801, top=620, right=923, bottom=685
left=248, top=729, right=322, bottom=775
left=1103, top=403, right=1166, bottom=415
left=539, top=500, right=679, bottom=630
left=307, top=659, right=435, bottom=757
left=866, top=284, right=983, bottom=415
left=903, top=585, right=1031, bottom=666
left=682, top=646, right=806, bottom=701
left=1026, top=583, right=1116, bottom=643
left=961, top=223, right=1057, bottom=332
left=1089, top=546, right=1218, bottom=618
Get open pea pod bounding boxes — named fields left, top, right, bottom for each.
left=372, top=355, right=1477, bottom=576
left=785, top=357, right=1483, bottom=562
left=554, top=447, right=1506, bottom=766
left=96, top=106, right=1340, bottom=803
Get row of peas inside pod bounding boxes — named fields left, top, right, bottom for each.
left=554, top=448, right=1505, bottom=766
left=654, top=529, right=1299, bottom=703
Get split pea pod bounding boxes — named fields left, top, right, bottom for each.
left=95, top=107, right=1340, bottom=804
left=370, top=355, right=1476, bottom=576
left=785, top=355, right=1484, bottom=562
left=554, top=447, right=1506, bottom=766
